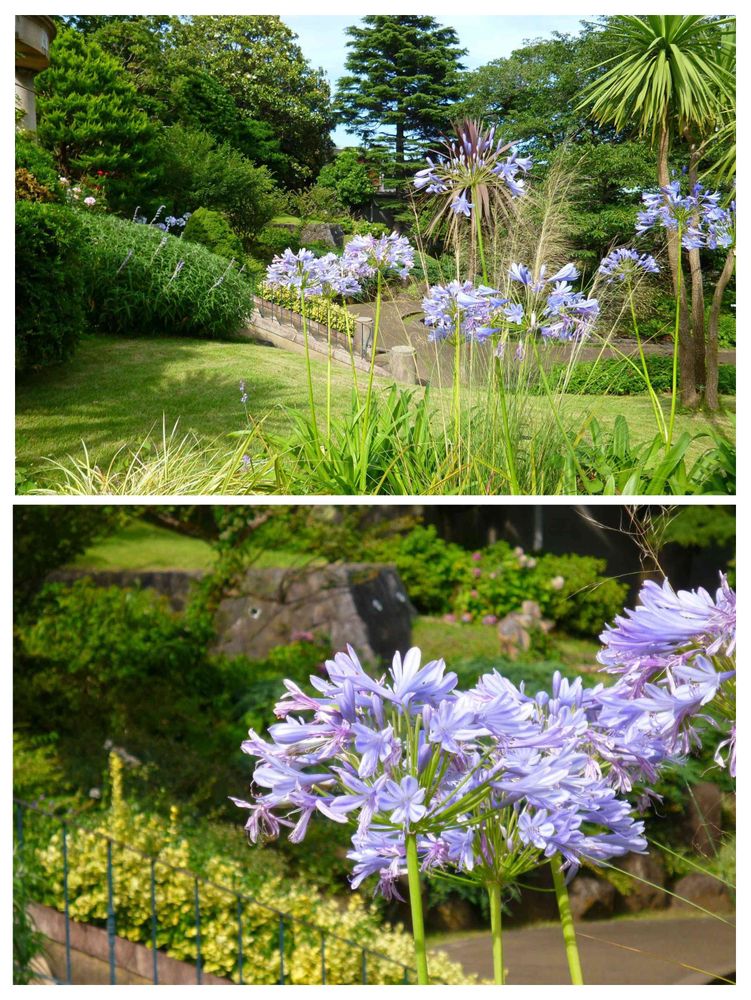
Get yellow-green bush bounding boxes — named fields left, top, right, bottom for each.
left=34, top=755, right=476, bottom=984
left=258, top=282, right=355, bottom=338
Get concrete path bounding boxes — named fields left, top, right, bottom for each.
left=431, top=915, right=735, bottom=985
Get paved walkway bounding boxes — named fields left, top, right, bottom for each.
left=431, top=915, right=735, bottom=985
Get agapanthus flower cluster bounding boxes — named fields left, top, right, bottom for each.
left=265, top=234, right=414, bottom=302
left=636, top=182, right=735, bottom=252
left=596, top=575, right=736, bottom=777
left=422, top=281, right=504, bottom=343
left=598, top=248, right=660, bottom=284
left=414, top=121, right=532, bottom=216
left=341, top=232, right=415, bottom=281
left=233, top=644, right=647, bottom=900
left=504, top=262, right=600, bottom=342
left=421, top=264, right=599, bottom=347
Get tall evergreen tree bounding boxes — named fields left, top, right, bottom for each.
left=335, top=16, right=466, bottom=168
left=36, top=28, right=158, bottom=211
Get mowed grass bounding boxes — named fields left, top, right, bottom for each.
left=412, top=615, right=600, bottom=675
left=16, top=334, right=735, bottom=483
left=71, top=518, right=319, bottom=572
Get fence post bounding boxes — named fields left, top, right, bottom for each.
left=62, top=823, right=72, bottom=984
left=278, top=916, right=285, bottom=984
left=106, top=840, right=116, bottom=985
left=352, top=316, right=373, bottom=358
left=150, top=859, right=158, bottom=984
left=390, top=345, right=418, bottom=384
left=236, top=897, right=244, bottom=985
left=194, top=878, right=202, bottom=984
left=361, top=949, right=367, bottom=984
left=320, top=932, right=326, bottom=985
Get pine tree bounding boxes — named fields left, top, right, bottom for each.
left=335, top=16, right=466, bottom=168
left=36, top=27, right=158, bottom=211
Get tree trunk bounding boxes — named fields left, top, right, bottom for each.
left=395, top=119, right=405, bottom=169
left=686, top=130, right=706, bottom=391
left=705, top=248, right=735, bottom=412
left=657, top=124, right=698, bottom=408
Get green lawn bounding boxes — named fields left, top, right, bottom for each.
left=16, top=334, right=735, bottom=488
left=71, top=518, right=315, bottom=572
left=412, top=615, right=600, bottom=679
left=71, top=520, right=217, bottom=571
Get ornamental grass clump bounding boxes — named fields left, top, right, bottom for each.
left=234, top=571, right=736, bottom=984
left=76, top=212, right=254, bottom=340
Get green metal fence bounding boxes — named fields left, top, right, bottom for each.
left=14, top=798, right=426, bottom=985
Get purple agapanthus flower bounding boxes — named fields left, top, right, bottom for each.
left=599, top=247, right=660, bottom=283
left=422, top=281, right=504, bottom=343
left=380, top=776, right=427, bottom=826
left=413, top=121, right=531, bottom=214
left=598, top=576, right=736, bottom=670
left=266, top=248, right=324, bottom=297
left=342, top=232, right=414, bottom=280
left=636, top=181, right=735, bottom=251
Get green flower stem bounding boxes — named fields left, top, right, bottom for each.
left=453, top=316, right=462, bottom=454
left=405, top=833, right=429, bottom=985
left=495, top=360, right=520, bottom=495
left=301, top=302, right=320, bottom=452
left=488, top=882, right=505, bottom=984
left=531, top=338, right=589, bottom=491
left=551, top=856, right=583, bottom=985
left=627, top=281, right=667, bottom=442
left=345, top=312, right=361, bottom=406
left=359, top=269, right=382, bottom=493
left=474, top=197, right=488, bottom=285
left=326, top=303, right=332, bottom=438
left=667, top=226, right=683, bottom=451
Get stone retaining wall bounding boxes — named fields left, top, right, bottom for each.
left=28, top=903, right=231, bottom=985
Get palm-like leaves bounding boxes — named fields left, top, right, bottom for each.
left=579, top=15, right=735, bottom=140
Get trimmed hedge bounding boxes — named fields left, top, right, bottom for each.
left=545, top=355, right=735, bottom=396
left=16, top=201, right=87, bottom=371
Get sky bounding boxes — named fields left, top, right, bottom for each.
left=281, top=15, right=589, bottom=146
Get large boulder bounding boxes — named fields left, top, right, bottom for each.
left=618, top=851, right=668, bottom=912
left=300, top=222, right=345, bottom=249
left=567, top=876, right=616, bottom=920
left=671, top=873, right=734, bottom=915
left=213, top=563, right=415, bottom=663
left=681, top=782, right=724, bottom=857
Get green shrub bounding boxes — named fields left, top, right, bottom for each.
left=16, top=130, right=60, bottom=190
left=544, top=356, right=736, bottom=396
left=13, top=853, right=46, bottom=984
left=258, top=282, right=356, bottom=337
left=15, top=579, right=235, bottom=807
left=370, top=528, right=627, bottom=637
left=182, top=207, right=245, bottom=263
left=531, top=553, right=629, bottom=637
left=76, top=212, right=254, bottom=339
left=15, top=201, right=86, bottom=370
left=411, top=252, right=458, bottom=287
left=349, top=220, right=390, bottom=238
left=251, top=224, right=301, bottom=263
left=159, top=125, right=282, bottom=245
left=370, top=525, right=471, bottom=615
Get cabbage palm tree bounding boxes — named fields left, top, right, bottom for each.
left=579, top=15, right=734, bottom=408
